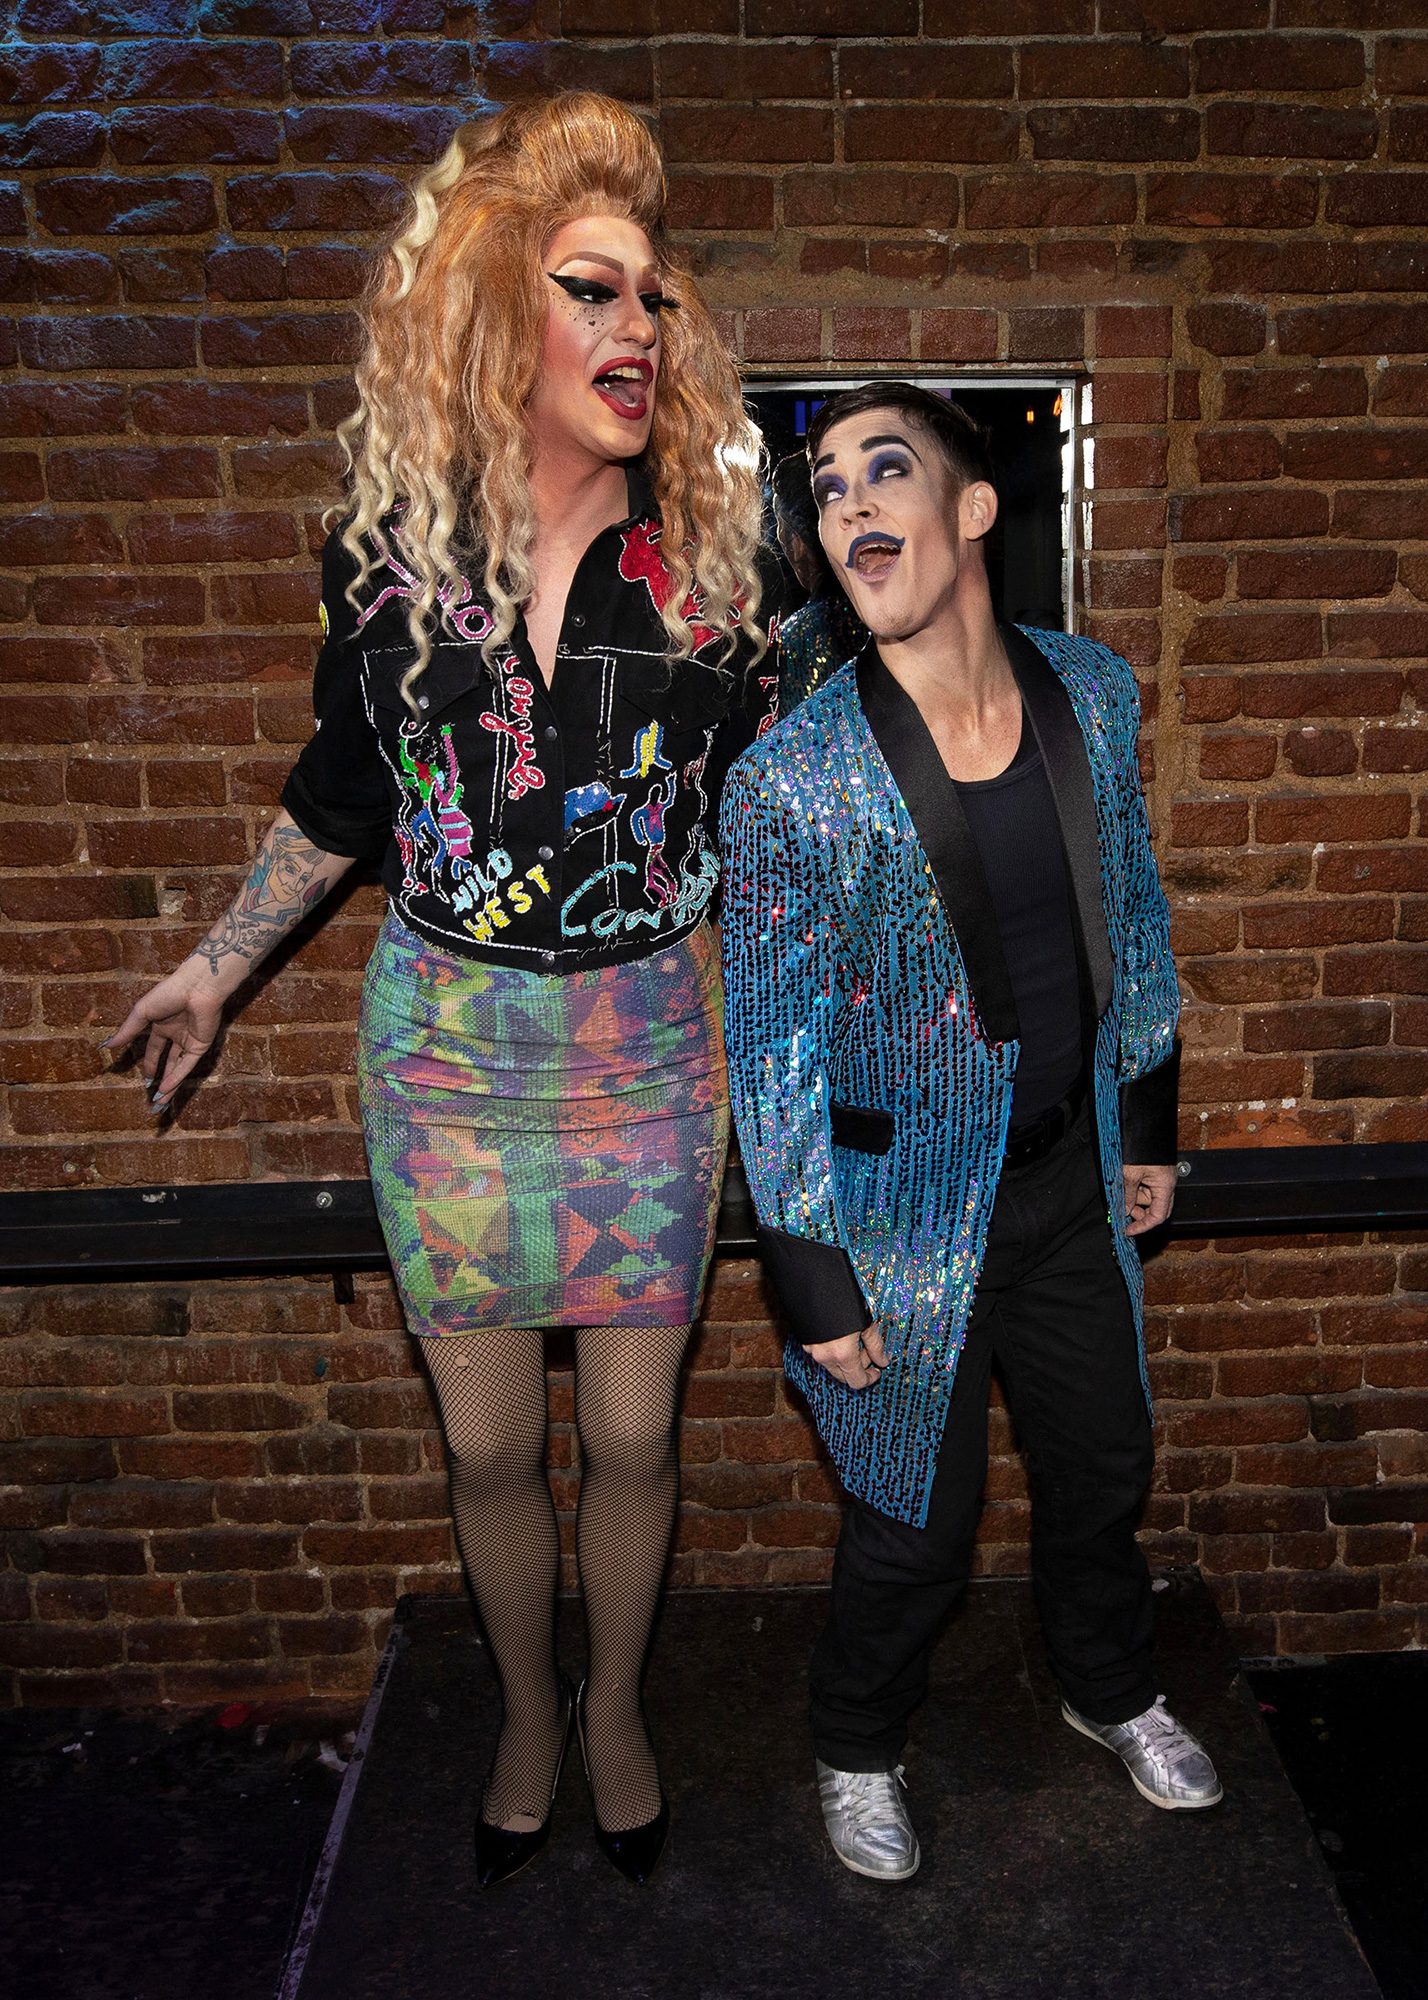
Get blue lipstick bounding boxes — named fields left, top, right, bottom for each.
left=845, top=531, right=905, bottom=572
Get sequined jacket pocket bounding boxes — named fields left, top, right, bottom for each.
left=829, top=1102, right=896, bottom=1156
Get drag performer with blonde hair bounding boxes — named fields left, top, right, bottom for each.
left=109, top=93, right=774, bottom=1887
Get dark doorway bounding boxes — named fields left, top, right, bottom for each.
left=744, top=377, right=1074, bottom=634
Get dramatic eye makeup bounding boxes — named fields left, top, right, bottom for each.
left=547, top=272, right=617, bottom=305
left=545, top=272, right=676, bottom=315
left=812, top=473, right=846, bottom=509
left=867, top=449, right=913, bottom=483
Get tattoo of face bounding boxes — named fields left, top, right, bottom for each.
left=194, top=825, right=330, bottom=978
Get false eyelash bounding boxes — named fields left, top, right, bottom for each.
left=546, top=273, right=618, bottom=304
left=640, top=292, right=677, bottom=314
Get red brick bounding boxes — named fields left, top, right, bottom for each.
left=781, top=171, right=954, bottom=229
left=1216, top=1353, right=1361, bottom=1399
left=742, top=309, right=819, bottom=362
left=1279, top=304, right=1428, bottom=357
left=1239, top=550, right=1396, bottom=601
left=1182, top=615, right=1322, bottom=666
left=664, top=105, right=834, bottom=166
left=832, top=308, right=910, bottom=360
left=1095, top=438, right=1167, bottom=490
left=1199, top=731, right=1276, bottom=781
left=1031, top=107, right=1200, bottom=163
left=1145, top=173, right=1318, bottom=229
left=964, top=173, right=1134, bottom=231
left=1221, top=368, right=1367, bottom=421
left=21, top=1393, right=168, bottom=1439
left=1007, top=308, right=1084, bottom=362
left=1242, top=671, right=1403, bottom=718
left=1335, top=491, right=1428, bottom=541
left=1244, top=899, right=1392, bottom=948
left=1256, top=794, right=1411, bottom=844
left=1174, top=491, right=1330, bottom=542
left=1209, top=101, right=1376, bottom=160
left=846, top=107, right=1019, bottom=165
left=662, top=42, right=832, bottom=99
left=181, top=1576, right=254, bottom=1619
left=1244, top=1002, right=1390, bottom=1053
left=920, top=310, right=997, bottom=362
left=0, top=451, right=44, bottom=500
left=0, top=1625, right=124, bottom=1669
left=1094, top=306, right=1173, bottom=360
left=302, top=1524, right=452, bottom=1566
left=278, top=1612, right=373, bottom=1656
left=1093, top=375, right=1168, bottom=426
left=1090, top=500, right=1167, bottom=551
left=1196, top=431, right=1281, bottom=484
left=1324, top=947, right=1428, bottom=996
left=1365, top=729, right=1428, bottom=774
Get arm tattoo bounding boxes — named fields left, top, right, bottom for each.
left=194, top=825, right=333, bottom=979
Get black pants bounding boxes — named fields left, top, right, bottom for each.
left=809, top=1104, right=1156, bottom=1772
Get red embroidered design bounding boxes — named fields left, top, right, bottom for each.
left=617, top=521, right=721, bottom=651
left=478, top=669, right=545, bottom=801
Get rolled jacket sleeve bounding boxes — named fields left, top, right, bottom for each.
left=280, top=531, right=392, bottom=862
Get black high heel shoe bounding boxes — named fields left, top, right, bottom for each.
left=574, top=1680, right=670, bottom=1885
left=474, top=1674, right=576, bottom=1889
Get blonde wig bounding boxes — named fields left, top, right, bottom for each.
left=336, top=92, right=766, bottom=711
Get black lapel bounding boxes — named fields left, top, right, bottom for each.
left=1001, top=623, right=1115, bottom=1019
left=856, top=642, right=1020, bottom=1044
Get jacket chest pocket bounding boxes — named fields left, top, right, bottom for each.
left=365, top=643, right=488, bottom=728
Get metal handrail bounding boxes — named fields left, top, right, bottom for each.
left=2, top=1145, right=1426, bottom=1300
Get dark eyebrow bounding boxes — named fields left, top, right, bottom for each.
left=860, top=432, right=922, bottom=459
left=553, top=250, right=663, bottom=286
left=811, top=431, right=923, bottom=474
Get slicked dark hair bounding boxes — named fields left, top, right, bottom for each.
left=805, top=380, right=994, bottom=494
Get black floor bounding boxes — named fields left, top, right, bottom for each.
left=0, top=1705, right=344, bottom=2000
left=1247, top=1653, right=1428, bottom=2000
left=292, top=1577, right=1380, bottom=2000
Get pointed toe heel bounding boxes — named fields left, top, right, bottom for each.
left=575, top=1680, right=670, bottom=1885
left=594, top=1795, right=669, bottom=1885
left=474, top=1815, right=551, bottom=1889
left=473, top=1674, right=576, bottom=1889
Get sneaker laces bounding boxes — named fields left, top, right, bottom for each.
left=1129, top=1696, right=1196, bottom=1757
left=838, top=1765, right=908, bottom=1835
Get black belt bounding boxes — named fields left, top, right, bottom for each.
left=1003, top=1074, right=1087, bottom=1173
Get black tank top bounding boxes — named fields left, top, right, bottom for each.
left=952, top=710, right=1085, bottom=1122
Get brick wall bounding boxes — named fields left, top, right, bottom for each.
left=3, top=2, right=1428, bottom=1707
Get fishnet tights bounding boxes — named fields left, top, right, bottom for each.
left=422, top=1324, right=689, bottom=1836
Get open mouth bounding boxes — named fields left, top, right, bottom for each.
left=593, top=357, right=653, bottom=421
left=846, top=531, right=904, bottom=582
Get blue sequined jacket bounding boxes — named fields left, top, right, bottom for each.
left=719, top=624, right=1179, bottom=1528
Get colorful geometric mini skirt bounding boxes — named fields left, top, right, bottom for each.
left=357, top=911, right=729, bottom=1336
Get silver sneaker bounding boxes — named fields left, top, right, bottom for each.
left=1062, top=1693, right=1223, bottom=1810
left=815, top=1760, right=921, bottom=1880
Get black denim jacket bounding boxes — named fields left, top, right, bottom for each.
left=282, top=472, right=780, bottom=973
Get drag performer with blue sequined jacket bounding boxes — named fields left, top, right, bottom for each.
left=720, top=383, right=1223, bottom=1883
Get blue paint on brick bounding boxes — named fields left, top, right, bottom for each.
left=284, top=102, right=463, bottom=164
left=16, top=0, right=197, bottom=33
left=0, top=45, right=104, bottom=104
left=288, top=40, right=473, bottom=96
left=196, top=0, right=312, bottom=27
left=100, top=40, right=286, bottom=99
left=0, top=111, right=107, bottom=170
left=112, top=107, right=282, bottom=165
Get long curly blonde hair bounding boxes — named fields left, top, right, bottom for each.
left=336, top=92, right=766, bottom=711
